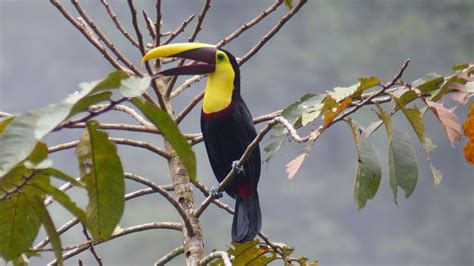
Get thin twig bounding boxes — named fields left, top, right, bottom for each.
left=72, top=0, right=142, bottom=76
left=154, top=246, right=185, bottom=266
left=124, top=173, right=195, bottom=237
left=188, top=0, right=211, bottom=42
left=100, top=0, right=139, bottom=48
left=239, top=0, right=308, bottom=66
left=175, top=90, right=204, bottom=124
left=143, top=10, right=156, bottom=40
left=82, top=224, right=103, bottom=265
left=90, top=104, right=154, bottom=128
left=34, top=186, right=174, bottom=252
left=48, top=138, right=170, bottom=159
left=47, top=222, right=182, bottom=264
left=163, top=0, right=212, bottom=98
left=199, top=251, right=231, bottom=266
left=50, top=0, right=127, bottom=72
left=127, top=0, right=167, bottom=109
left=66, top=122, right=160, bottom=134
left=162, top=14, right=196, bottom=45
left=216, top=0, right=283, bottom=48
left=56, top=98, right=127, bottom=131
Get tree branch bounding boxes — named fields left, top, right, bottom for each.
left=48, top=138, right=170, bottom=159
left=188, top=0, right=212, bottom=42
left=81, top=224, right=103, bottom=265
left=154, top=245, right=185, bottom=266
left=99, top=0, right=139, bottom=48
left=124, top=173, right=195, bottom=237
left=49, top=0, right=128, bottom=72
left=162, top=14, right=196, bottom=45
left=199, top=251, right=232, bottom=266
left=216, top=0, right=283, bottom=48
left=72, top=0, right=142, bottom=76
left=239, top=0, right=308, bottom=66
left=47, top=222, right=182, bottom=264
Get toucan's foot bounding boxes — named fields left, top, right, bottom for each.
left=210, top=186, right=223, bottom=199
left=232, top=161, right=244, bottom=174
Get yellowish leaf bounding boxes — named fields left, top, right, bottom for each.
left=323, top=98, right=352, bottom=127
left=286, top=153, right=307, bottom=180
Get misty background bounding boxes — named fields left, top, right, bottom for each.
left=0, top=0, right=473, bottom=265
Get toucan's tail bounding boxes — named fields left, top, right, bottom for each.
left=232, top=192, right=262, bottom=243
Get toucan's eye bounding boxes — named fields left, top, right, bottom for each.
left=217, top=53, right=224, bottom=60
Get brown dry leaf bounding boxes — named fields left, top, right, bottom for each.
left=323, top=98, right=352, bottom=128
left=286, top=153, right=307, bottom=180
left=426, top=100, right=462, bottom=146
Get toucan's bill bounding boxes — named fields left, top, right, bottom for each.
left=141, top=43, right=217, bottom=76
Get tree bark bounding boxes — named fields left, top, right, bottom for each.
left=160, top=77, right=205, bottom=265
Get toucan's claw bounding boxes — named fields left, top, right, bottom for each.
left=232, top=161, right=244, bottom=175
left=211, top=186, right=223, bottom=199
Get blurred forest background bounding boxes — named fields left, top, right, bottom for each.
left=1, top=0, right=473, bottom=265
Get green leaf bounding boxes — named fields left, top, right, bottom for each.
left=0, top=194, right=41, bottom=261
left=131, top=97, right=197, bottom=181
left=398, top=73, right=444, bottom=106
left=389, top=130, right=418, bottom=202
left=0, top=117, right=14, bottom=134
left=38, top=168, right=84, bottom=188
left=347, top=119, right=382, bottom=210
left=76, top=120, right=125, bottom=241
left=78, top=70, right=129, bottom=93
left=284, top=0, right=293, bottom=9
left=452, top=63, right=469, bottom=71
left=265, top=94, right=323, bottom=161
left=376, top=106, right=418, bottom=204
left=31, top=182, right=89, bottom=229
left=0, top=71, right=130, bottom=177
left=391, top=96, right=442, bottom=185
left=119, top=76, right=151, bottom=97
left=25, top=194, right=63, bottom=265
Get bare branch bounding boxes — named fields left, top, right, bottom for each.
left=90, top=103, right=154, bottom=128
left=199, top=251, right=232, bottom=266
left=170, top=75, right=205, bottom=99
left=239, top=0, right=308, bottom=66
left=100, top=0, right=139, bottom=48
left=48, top=138, right=170, bottom=159
left=124, top=173, right=195, bottom=237
left=56, top=97, right=128, bottom=131
left=154, top=246, right=185, bottom=266
left=162, top=14, right=196, bottom=45
left=47, top=222, right=182, bottom=264
left=176, top=90, right=204, bottom=124
left=72, top=0, right=142, bottom=76
left=143, top=10, right=157, bottom=40
left=50, top=0, right=127, bottom=72
left=216, top=0, right=283, bottom=48
left=188, top=0, right=212, bottom=42
left=66, top=122, right=160, bottom=134
left=82, top=224, right=103, bottom=265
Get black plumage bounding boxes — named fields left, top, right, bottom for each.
left=200, top=51, right=262, bottom=243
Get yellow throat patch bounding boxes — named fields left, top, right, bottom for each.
left=202, top=51, right=236, bottom=114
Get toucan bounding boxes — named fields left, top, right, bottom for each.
left=142, top=43, right=262, bottom=243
